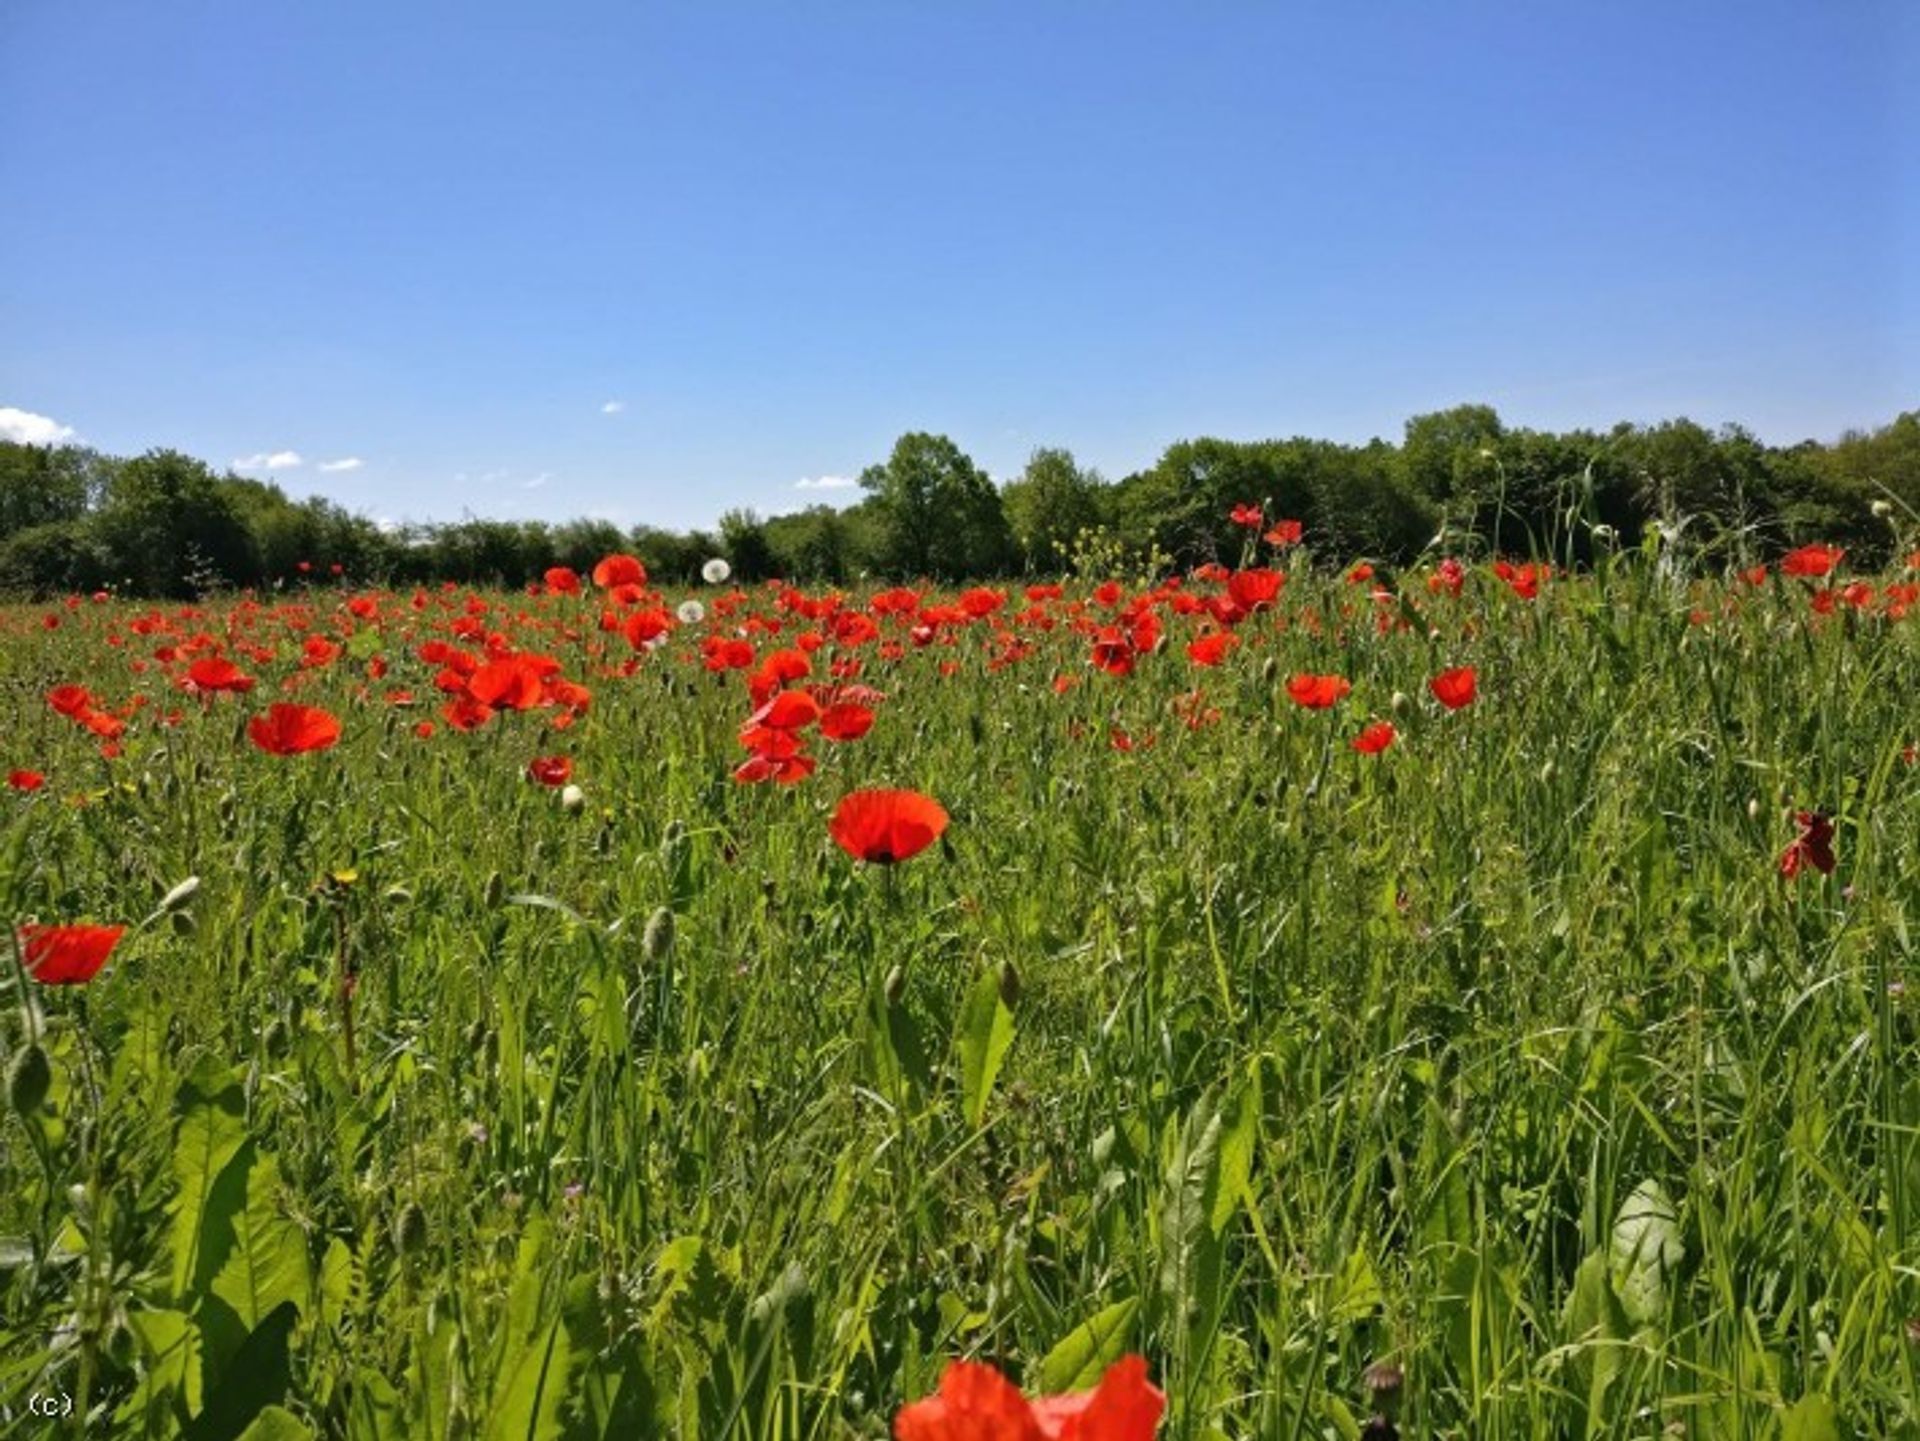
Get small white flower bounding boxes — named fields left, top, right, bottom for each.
left=702, top=557, right=731, bottom=585
left=677, top=600, right=706, bottom=625
left=1871, top=499, right=1894, bottom=519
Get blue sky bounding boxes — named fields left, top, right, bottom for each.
left=2, top=2, right=1914, bottom=531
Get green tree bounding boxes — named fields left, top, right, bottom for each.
left=859, top=432, right=1013, bottom=578
left=92, top=449, right=259, bottom=596
left=1001, top=448, right=1110, bottom=572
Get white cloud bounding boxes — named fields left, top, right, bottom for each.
left=318, top=456, right=363, bottom=473
left=601, top=400, right=626, bottom=414
left=523, top=472, right=553, bottom=490
left=233, top=450, right=303, bottom=471
left=795, top=474, right=856, bottom=490
left=0, top=406, right=77, bottom=446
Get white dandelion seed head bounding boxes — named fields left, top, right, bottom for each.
left=702, top=557, right=732, bottom=585
left=677, top=600, right=706, bottom=625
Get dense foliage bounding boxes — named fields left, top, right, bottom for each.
left=2, top=533, right=1917, bottom=1435
left=3, top=406, right=1917, bottom=597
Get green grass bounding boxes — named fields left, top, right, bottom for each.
left=2, top=557, right=1917, bottom=1438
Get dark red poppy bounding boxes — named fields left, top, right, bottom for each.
left=247, top=703, right=343, bottom=755
left=747, top=690, right=822, bottom=732
left=1779, top=810, right=1836, bottom=878
left=1781, top=544, right=1844, bottom=578
left=47, top=684, right=93, bottom=718
left=894, top=1354, right=1164, bottom=1441
left=528, top=756, right=573, bottom=787
left=830, top=789, right=949, bottom=864
left=1286, top=673, right=1351, bottom=709
left=1186, top=631, right=1237, bottom=667
left=1226, top=568, right=1284, bottom=612
left=442, top=695, right=495, bottom=731
left=184, top=656, right=256, bottom=693
left=1430, top=666, right=1477, bottom=710
left=544, top=566, right=582, bottom=595
left=1090, top=628, right=1137, bottom=677
left=21, top=923, right=126, bottom=985
left=1351, top=721, right=1397, bottom=754
left=819, top=702, right=876, bottom=742
left=8, top=769, right=46, bottom=791
left=591, top=553, right=648, bottom=588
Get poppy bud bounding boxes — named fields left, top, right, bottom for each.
left=1260, top=656, right=1279, bottom=684
left=969, top=712, right=986, bottom=747
left=385, top=885, right=413, bottom=904
left=393, top=1200, right=429, bottom=1257
left=1747, top=797, right=1761, bottom=820
left=484, top=871, right=504, bottom=908
left=644, top=907, right=676, bottom=961
left=1390, top=690, right=1410, bottom=714
left=105, top=1316, right=138, bottom=1369
left=1539, top=759, right=1556, bottom=784
left=560, top=784, right=585, bottom=813
left=884, top=965, right=907, bottom=1006
left=596, top=822, right=613, bottom=855
left=160, top=875, right=201, bottom=913
left=8, top=1043, right=51, bottom=1117
left=998, top=958, right=1022, bottom=1008
left=1873, top=499, right=1895, bottom=519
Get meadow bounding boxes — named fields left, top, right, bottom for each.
left=2, top=530, right=1917, bottom=1438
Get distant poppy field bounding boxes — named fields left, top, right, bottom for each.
left=3, top=527, right=1919, bottom=1437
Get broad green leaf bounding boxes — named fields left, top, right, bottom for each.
left=1038, top=1297, right=1138, bottom=1393
left=487, top=1318, right=572, bottom=1441
left=1609, top=1179, right=1682, bottom=1328
left=182, top=1300, right=297, bottom=1441
left=1562, top=1250, right=1630, bottom=1424
left=956, top=965, right=1016, bottom=1129
left=118, top=1308, right=203, bottom=1430
left=170, top=1062, right=249, bottom=1302
left=1779, top=1393, right=1839, bottom=1441
left=1157, top=1092, right=1224, bottom=1326
left=1209, top=1068, right=1259, bottom=1236
left=236, top=1406, right=314, bottom=1441
left=211, top=1150, right=311, bottom=1330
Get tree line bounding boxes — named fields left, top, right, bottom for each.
left=2, top=405, right=1915, bottom=598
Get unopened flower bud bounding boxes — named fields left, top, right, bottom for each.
left=560, top=784, right=585, bottom=813
left=160, top=876, right=201, bottom=913
left=8, top=1043, right=51, bottom=1117
left=998, top=959, right=1022, bottom=1008
left=393, top=1200, right=428, bottom=1257
left=643, top=906, right=676, bottom=961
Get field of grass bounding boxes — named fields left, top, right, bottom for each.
left=2, top=541, right=1918, bottom=1438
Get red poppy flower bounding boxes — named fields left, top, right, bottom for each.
left=443, top=695, right=495, bottom=731
left=469, top=655, right=560, bottom=711
left=528, top=756, right=573, bottom=787
left=8, top=769, right=46, bottom=791
left=1089, top=628, right=1137, bottom=677
left=894, top=1355, right=1164, bottom=1441
left=1428, top=557, right=1466, bottom=597
left=1781, top=544, right=1844, bottom=578
left=1351, top=721, right=1397, bottom=754
left=1226, top=568, right=1284, bottom=612
left=47, top=684, right=93, bottom=718
left=1429, top=666, right=1478, bottom=710
left=20, top=923, right=126, bottom=985
left=733, top=751, right=816, bottom=785
left=819, top=702, right=876, bottom=742
left=747, top=690, right=823, bottom=732
left=1264, top=519, right=1303, bottom=547
left=247, top=703, right=343, bottom=755
left=1229, top=502, right=1264, bottom=527
left=544, top=566, right=582, bottom=595
left=1185, top=630, right=1238, bottom=667
left=830, top=788, right=949, bottom=864
left=1779, top=810, right=1836, bottom=878
left=184, top=656, right=256, bottom=693
left=1286, top=673, right=1351, bottom=709
left=591, top=553, right=648, bottom=588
